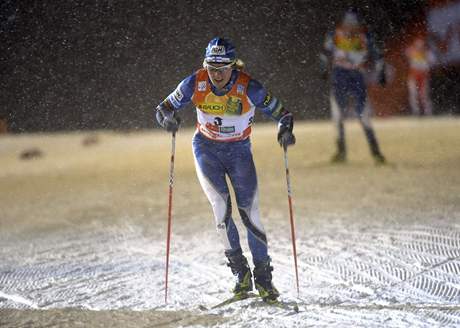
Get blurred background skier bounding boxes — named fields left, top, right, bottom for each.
left=155, top=37, right=295, bottom=303
left=405, top=37, right=436, bottom=116
left=320, top=9, right=386, bottom=164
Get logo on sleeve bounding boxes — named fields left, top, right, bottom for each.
left=173, top=89, right=183, bottom=102
left=263, top=92, right=272, bottom=106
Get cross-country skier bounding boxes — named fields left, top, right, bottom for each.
left=405, top=37, right=436, bottom=116
left=320, top=9, right=386, bottom=164
left=155, top=37, right=296, bottom=303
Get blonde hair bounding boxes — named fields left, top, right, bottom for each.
left=234, top=58, right=245, bottom=70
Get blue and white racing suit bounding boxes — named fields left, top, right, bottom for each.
left=158, top=68, right=291, bottom=264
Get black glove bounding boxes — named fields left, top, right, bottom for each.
left=277, top=114, right=296, bottom=149
left=376, top=62, right=386, bottom=87
left=156, top=106, right=181, bottom=133
left=378, top=69, right=386, bottom=87
left=319, top=54, right=330, bottom=81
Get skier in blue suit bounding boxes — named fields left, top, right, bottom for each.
left=155, top=37, right=296, bottom=302
left=320, top=9, right=386, bottom=164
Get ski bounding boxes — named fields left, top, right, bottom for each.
left=210, top=292, right=259, bottom=309
left=263, top=299, right=300, bottom=313
left=199, top=293, right=299, bottom=313
left=198, top=292, right=259, bottom=311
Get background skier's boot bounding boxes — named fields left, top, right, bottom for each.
left=331, top=138, right=346, bottom=163
left=225, top=248, right=253, bottom=298
left=253, top=258, right=280, bottom=303
left=364, top=127, right=386, bottom=165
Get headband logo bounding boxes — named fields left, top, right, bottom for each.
left=210, top=45, right=226, bottom=55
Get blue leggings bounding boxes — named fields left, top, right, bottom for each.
left=192, top=132, right=268, bottom=263
left=332, top=66, right=367, bottom=115
left=331, top=67, right=382, bottom=155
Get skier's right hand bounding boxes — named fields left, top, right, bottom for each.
left=156, top=106, right=181, bottom=133
left=319, top=53, right=330, bottom=81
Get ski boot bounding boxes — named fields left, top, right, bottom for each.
left=253, top=258, right=280, bottom=303
left=225, top=248, right=253, bottom=298
left=331, top=138, right=346, bottom=164
left=364, top=127, right=386, bottom=165
left=373, top=152, right=386, bottom=165
left=331, top=151, right=346, bottom=163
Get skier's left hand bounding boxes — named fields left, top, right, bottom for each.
left=378, top=68, right=386, bottom=87
left=277, top=114, right=296, bottom=149
left=376, top=61, right=386, bottom=87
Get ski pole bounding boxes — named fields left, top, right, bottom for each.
left=165, top=131, right=176, bottom=304
left=283, top=145, right=300, bottom=297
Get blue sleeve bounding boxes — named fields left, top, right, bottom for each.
left=164, top=74, right=196, bottom=110
left=320, top=31, right=335, bottom=70
left=247, top=79, right=288, bottom=121
left=366, top=32, right=383, bottom=62
left=323, top=31, right=335, bottom=53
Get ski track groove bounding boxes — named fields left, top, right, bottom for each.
left=1, top=221, right=460, bottom=326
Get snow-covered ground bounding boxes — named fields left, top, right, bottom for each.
left=1, top=117, right=460, bottom=327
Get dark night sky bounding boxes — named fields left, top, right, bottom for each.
left=0, top=0, right=435, bottom=132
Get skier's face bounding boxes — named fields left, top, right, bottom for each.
left=205, top=62, right=233, bottom=90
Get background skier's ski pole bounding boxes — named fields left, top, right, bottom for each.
left=283, top=145, right=300, bottom=297
left=164, top=131, right=176, bottom=304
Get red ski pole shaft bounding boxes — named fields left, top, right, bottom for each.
left=283, top=146, right=300, bottom=297
left=165, top=131, right=176, bottom=304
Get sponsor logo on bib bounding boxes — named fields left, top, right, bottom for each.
left=198, top=103, right=226, bottom=114
left=226, top=97, right=242, bottom=115
left=219, top=126, right=236, bottom=133
left=198, top=81, right=207, bottom=91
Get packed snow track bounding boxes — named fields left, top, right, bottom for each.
left=1, top=118, right=459, bottom=327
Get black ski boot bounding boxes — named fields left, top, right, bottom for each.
left=331, top=151, right=346, bottom=163
left=364, top=127, right=386, bottom=165
left=253, top=258, right=280, bottom=303
left=373, top=152, right=386, bottom=165
left=331, top=138, right=346, bottom=163
left=225, top=248, right=253, bottom=298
